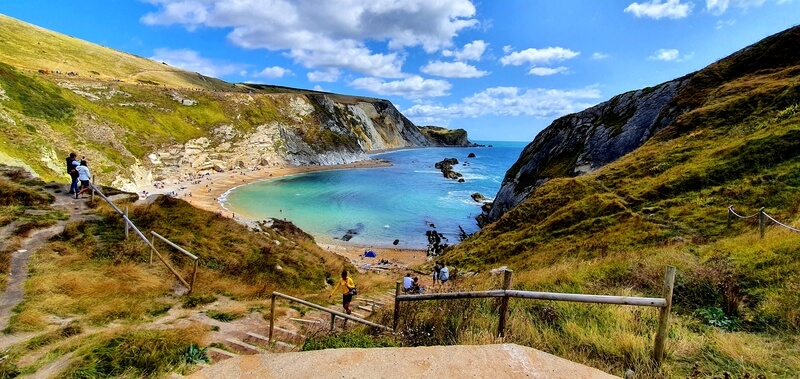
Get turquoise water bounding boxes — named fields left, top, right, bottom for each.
left=221, top=141, right=526, bottom=249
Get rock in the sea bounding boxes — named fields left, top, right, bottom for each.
left=467, top=152, right=476, bottom=158
left=471, top=192, right=485, bottom=202
left=393, top=239, right=399, bottom=245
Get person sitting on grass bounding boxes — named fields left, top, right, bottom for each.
left=403, top=273, right=413, bottom=293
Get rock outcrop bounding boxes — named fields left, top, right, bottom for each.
left=482, top=78, right=690, bottom=225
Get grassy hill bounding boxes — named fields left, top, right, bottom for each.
left=422, top=26, right=800, bottom=377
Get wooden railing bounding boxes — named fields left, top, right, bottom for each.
left=89, top=182, right=200, bottom=294
left=268, top=291, right=391, bottom=343
left=393, top=266, right=676, bottom=364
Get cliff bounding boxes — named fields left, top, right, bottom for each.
left=0, top=14, right=455, bottom=191
left=481, top=78, right=689, bottom=224
left=483, top=24, right=800, bottom=224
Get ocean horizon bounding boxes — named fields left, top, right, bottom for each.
left=221, top=141, right=527, bottom=249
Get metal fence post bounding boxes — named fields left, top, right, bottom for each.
left=759, top=207, right=766, bottom=238
left=497, top=269, right=513, bottom=338
left=269, top=293, right=276, bottom=342
left=124, top=206, right=129, bottom=240
left=654, top=265, right=676, bottom=364
left=393, top=281, right=402, bottom=331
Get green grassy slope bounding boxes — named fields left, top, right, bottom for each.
left=432, top=26, right=800, bottom=377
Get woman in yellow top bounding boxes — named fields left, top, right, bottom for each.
left=329, top=270, right=355, bottom=315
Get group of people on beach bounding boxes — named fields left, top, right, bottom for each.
left=65, top=152, right=92, bottom=199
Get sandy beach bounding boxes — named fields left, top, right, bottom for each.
left=135, top=159, right=429, bottom=268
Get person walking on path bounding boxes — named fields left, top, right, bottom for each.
left=432, top=261, right=442, bottom=287
left=75, top=160, right=92, bottom=199
left=66, top=152, right=79, bottom=195
left=329, top=270, right=356, bottom=315
left=439, top=262, right=450, bottom=286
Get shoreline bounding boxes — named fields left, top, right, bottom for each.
left=134, top=158, right=429, bottom=267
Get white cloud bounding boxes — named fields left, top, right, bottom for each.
left=255, top=66, right=292, bottom=78
left=528, top=67, right=568, bottom=76
left=141, top=0, right=479, bottom=77
left=706, top=0, right=766, bottom=15
left=592, top=52, right=610, bottom=60
left=307, top=68, right=341, bottom=82
left=312, top=85, right=327, bottom=92
left=500, top=47, right=580, bottom=66
left=715, top=18, right=736, bottom=29
left=648, top=48, right=694, bottom=62
left=420, top=61, right=488, bottom=78
left=446, top=40, right=487, bottom=61
left=349, top=76, right=451, bottom=99
left=624, top=0, right=694, bottom=19
left=149, top=48, right=245, bottom=77
left=502, top=45, right=514, bottom=54
left=404, top=86, right=602, bottom=121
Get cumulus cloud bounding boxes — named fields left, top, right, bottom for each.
left=442, top=40, right=488, bottom=61
left=706, top=0, right=767, bottom=15
left=592, top=52, right=610, bottom=60
left=149, top=48, right=245, bottom=77
left=141, top=0, right=478, bottom=77
left=307, top=69, right=341, bottom=82
left=404, top=85, right=602, bottom=121
left=420, top=61, right=488, bottom=78
left=349, top=76, right=452, bottom=99
left=500, top=47, right=580, bottom=66
left=624, top=0, right=694, bottom=19
left=255, top=66, right=292, bottom=78
left=648, top=48, right=694, bottom=62
left=527, top=67, right=568, bottom=76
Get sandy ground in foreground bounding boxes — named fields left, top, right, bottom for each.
left=134, top=160, right=429, bottom=268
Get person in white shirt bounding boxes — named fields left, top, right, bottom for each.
left=75, top=160, right=92, bottom=199
left=403, top=273, right=413, bottom=293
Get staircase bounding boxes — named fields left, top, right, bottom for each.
left=202, top=293, right=393, bottom=364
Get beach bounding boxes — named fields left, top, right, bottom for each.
left=135, top=159, right=429, bottom=268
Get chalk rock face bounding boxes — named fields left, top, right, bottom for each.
left=484, top=78, right=690, bottom=225
left=126, top=94, right=439, bottom=189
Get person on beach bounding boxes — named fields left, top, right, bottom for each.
left=66, top=152, right=79, bottom=195
left=439, top=262, right=450, bottom=286
left=329, top=270, right=356, bottom=315
left=403, top=273, right=413, bottom=293
left=75, top=160, right=91, bottom=199
left=433, top=261, right=442, bottom=286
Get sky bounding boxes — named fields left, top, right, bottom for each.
left=1, top=1, right=798, bottom=142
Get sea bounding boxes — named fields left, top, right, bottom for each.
left=220, top=141, right=527, bottom=249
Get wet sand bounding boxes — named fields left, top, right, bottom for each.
left=135, top=159, right=429, bottom=267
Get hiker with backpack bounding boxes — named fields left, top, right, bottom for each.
left=329, top=269, right=356, bottom=315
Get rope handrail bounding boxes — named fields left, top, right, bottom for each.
left=728, top=205, right=800, bottom=234
left=764, top=213, right=800, bottom=233
left=728, top=205, right=759, bottom=219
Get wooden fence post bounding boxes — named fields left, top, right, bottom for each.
left=149, top=235, right=155, bottom=264
left=497, top=269, right=513, bottom=338
left=268, top=293, right=276, bottom=342
left=726, top=207, right=732, bottom=229
left=189, top=259, right=198, bottom=295
left=330, top=313, right=337, bottom=332
left=653, top=265, right=676, bottom=364
left=393, top=281, right=402, bottom=331
left=90, top=175, right=95, bottom=202
left=124, top=206, right=129, bottom=240
left=759, top=207, right=766, bottom=238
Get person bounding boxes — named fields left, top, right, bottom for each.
left=439, top=262, right=450, bottom=285
left=412, top=276, right=423, bottom=294
left=75, top=160, right=92, bottom=199
left=65, top=152, right=79, bottom=195
left=403, top=273, right=413, bottom=293
left=433, top=261, right=442, bottom=286
left=329, top=270, right=355, bottom=315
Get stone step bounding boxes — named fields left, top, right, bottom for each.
left=356, top=305, right=374, bottom=312
left=224, top=338, right=266, bottom=355
left=245, top=332, right=297, bottom=352
left=207, top=347, right=237, bottom=363
left=271, top=326, right=306, bottom=344
left=289, top=317, right=323, bottom=325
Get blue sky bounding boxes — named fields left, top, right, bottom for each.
left=1, top=0, right=798, bottom=141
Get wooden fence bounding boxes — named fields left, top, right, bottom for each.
left=393, top=266, right=676, bottom=364
left=268, top=291, right=390, bottom=343
left=89, top=182, right=200, bottom=294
